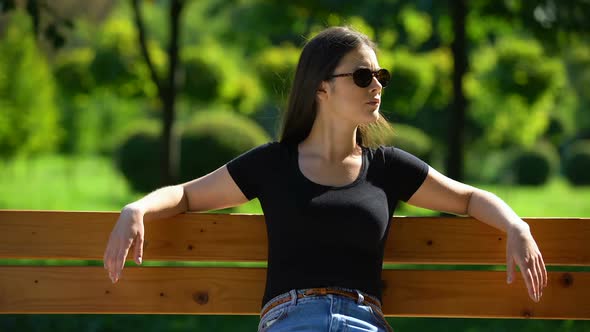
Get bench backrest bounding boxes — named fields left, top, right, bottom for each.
left=0, top=210, right=588, bottom=319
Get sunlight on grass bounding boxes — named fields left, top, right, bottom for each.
left=0, top=154, right=588, bottom=218
left=397, top=177, right=590, bottom=217
left=0, top=154, right=141, bottom=211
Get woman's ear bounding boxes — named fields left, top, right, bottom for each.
left=316, top=81, right=330, bottom=101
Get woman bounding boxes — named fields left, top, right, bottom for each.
left=104, top=26, right=547, bottom=332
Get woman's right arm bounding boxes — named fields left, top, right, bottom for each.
left=103, top=164, right=249, bottom=283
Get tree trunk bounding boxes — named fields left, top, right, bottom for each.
left=131, top=0, right=184, bottom=187
left=160, top=0, right=183, bottom=186
left=448, top=0, right=467, bottom=181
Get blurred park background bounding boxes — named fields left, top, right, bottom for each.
left=1, top=0, right=589, bottom=331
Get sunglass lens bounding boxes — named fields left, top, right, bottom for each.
left=353, top=68, right=373, bottom=88
left=376, top=69, right=390, bottom=87
left=352, top=68, right=390, bottom=88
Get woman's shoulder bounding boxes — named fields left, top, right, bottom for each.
left=236, top=140, right=292, bottom=160
left=366, top=144, right=424, bottom=165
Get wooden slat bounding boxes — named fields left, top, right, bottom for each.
left=0, top=266, right=588, bottom=319
left=0, top=211, right=589, bottom=265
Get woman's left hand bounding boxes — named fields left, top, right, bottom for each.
left=506, top=223, right=548, bottom=302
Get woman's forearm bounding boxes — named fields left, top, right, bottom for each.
left=125, top=185, right=189, bottom=221
left=467, top=189, right=530, bottom=234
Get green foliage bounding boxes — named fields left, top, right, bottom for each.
left=178, top=110, right=270, bottom=183
left=115, top=121, right=161, bottom=193
left=252, top=43, right=300, bottom=105
left=563, top=140, right=590, bottom=186
left=53, top=48, right=96, bottom=95
left=380, top=49, right=437, bottom=116
left=509, top=141, right=560, bottom=186
left=465, top=148, right=514, bottom=184
left=565, top=44, right=590, bottom=132
left=383, top=123, right=433, bottom=163
left=58, top=92, right=146, bottom=155
left=181, top=43, right=265, bottom=114
left=115, top=110, right=270, bottom=192
left=399, top=6, right=432, bottom=49
left=0, top=11, right=62, bottom=158
left=181, top=46, right=222, bottom=104
left=89, top=16, right=162, bottom=98
left=179, top=41, right=265, bottom=115
left=467, top=37, right=568, bottom=147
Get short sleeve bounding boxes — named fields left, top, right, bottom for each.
left=226, top=142, right=278, bottom=200
left=384, top=147, right=429, bottom=202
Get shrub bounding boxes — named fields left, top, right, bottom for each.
left=0, top=12, right=62, bottom=158
left=178, top=110, right=270, bottom=183
left=181, top=47, right=221, bottom=103
left=382, top=124, right=432, bottom=163
left=53, top=48, right=95, bottom=95
left=510, top=142, right=559, bottom=186
left=115, top=122, right=160, bottom=193
left=563, top=140, right=590, bottom=186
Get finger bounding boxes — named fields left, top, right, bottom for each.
left=103, top=247, right=108, bottom=269
left=506, top=249, right=514, bottom=284
left=107, top=242, right=120, bottom=281
left=539, top=254, right=548, bottom=288
left=105, top=245, right=115, bottom=280
left=523, top=266, right=537, bottom=302
left=134, top=233, right=144, bottom=265
left=104, top=237, right=115, bottom=270
left=534, top=259, right=543, bottom=300
left=108, top=248, right=119, bottom=283
left=535, top=256, right=546, bottom=295
left=532, top=259, right=541, bottom=301
left=114, top=245, right=129, bottom=282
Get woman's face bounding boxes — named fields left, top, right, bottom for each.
left=319, top=44, right=383, bottom=126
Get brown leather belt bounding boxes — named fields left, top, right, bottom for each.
left=260, top=287, right=381, bottom=318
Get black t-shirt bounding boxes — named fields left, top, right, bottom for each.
left=226, top=141, right=429, bottom=308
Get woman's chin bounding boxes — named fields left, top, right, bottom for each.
left=361, top=110, right=380, bottom=124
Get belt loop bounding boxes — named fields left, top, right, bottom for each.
left=289, top=289, right=298, bottom=306
left=355, top=290, right=364, bottom=304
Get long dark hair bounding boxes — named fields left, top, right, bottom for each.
left=279, top=26, right=393, bottom=148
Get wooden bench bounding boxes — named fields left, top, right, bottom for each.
left=0, top=210, right=588, bottom=320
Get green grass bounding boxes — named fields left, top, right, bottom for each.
left=397, top=177, right=590, bottom=218
left=0, top=154, right=141, bottom=211
left=1, top=154, right=588, bottom=219
left=0, top=154, right=261, bottom=213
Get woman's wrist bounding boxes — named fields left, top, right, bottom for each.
left=123, top=202, right=146, bottom=218
left=507, top=220, right=530, bottom=235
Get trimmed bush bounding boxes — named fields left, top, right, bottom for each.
left=563, top=140, right=590, bottom=186
left=382, top=124, right=432, bottom=163
left=115, top=122, right=160, bottom=193
left=178, top=111, right=270, bottom=183
left=510, top=142, right=559, bottom=186
left=181, top=47, right=221, bottom=103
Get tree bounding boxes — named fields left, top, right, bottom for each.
left=130, top=0, right=186, bottom=186
left=3, top=0, right=186, bottom=186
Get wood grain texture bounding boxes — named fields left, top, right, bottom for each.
left=0, top=267, right=587, bottom=319
left=0, top=211, right=588, bottom=265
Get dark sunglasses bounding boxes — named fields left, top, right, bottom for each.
left=329, top=68, right=390, bottom=88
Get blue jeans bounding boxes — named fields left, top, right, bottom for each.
left=258, top=288, right=394, bottom=332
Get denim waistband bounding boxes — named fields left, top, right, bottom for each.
left=261, top=287, right=382, bottom=315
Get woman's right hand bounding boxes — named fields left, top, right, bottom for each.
left=103, top=204, right=145, bottom=283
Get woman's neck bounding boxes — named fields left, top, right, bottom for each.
left=299, top=116, right=360, bottom=162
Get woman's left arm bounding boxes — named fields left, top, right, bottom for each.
left=406, top=166, right=548, bottom=303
